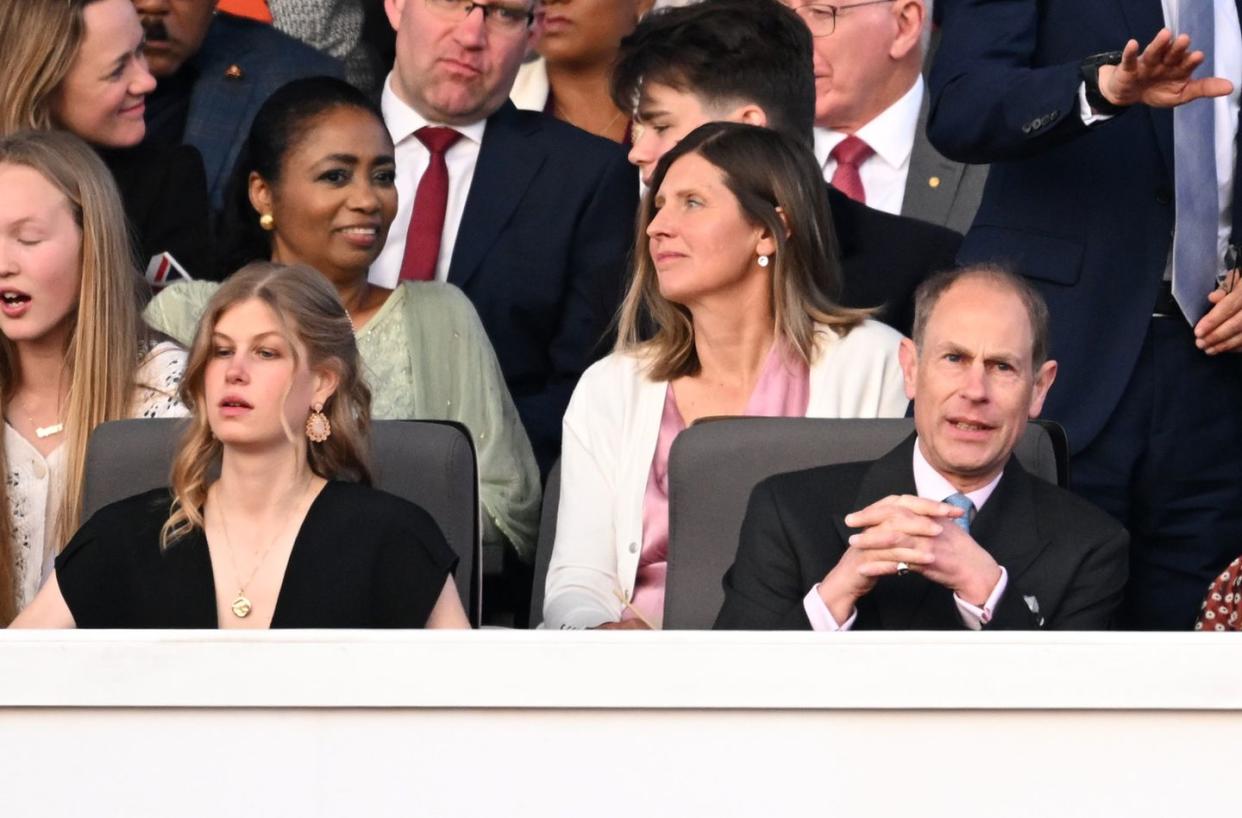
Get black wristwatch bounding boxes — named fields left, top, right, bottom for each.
left=1080, top=51, right=1127, bottom=116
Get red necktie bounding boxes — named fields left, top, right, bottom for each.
left=399, top=126, right=463, bottom=281
left=829, top=135, right=874, bottom=205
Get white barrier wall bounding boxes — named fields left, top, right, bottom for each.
left=2, top=630, right=1240, bottom=817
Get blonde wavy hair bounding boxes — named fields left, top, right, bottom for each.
left=0, top=130, right=149, bottom=623
left=0, top=0, right=95, bottom=136
left=617, top=121, right=870, bottom=382
left=161, top=262, right=374, bottom=548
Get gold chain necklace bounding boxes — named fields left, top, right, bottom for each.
left=8, top=393, right=65, bottom=439
left=553, top=100, right=624, bottom=138
left=213, top=479, right=311, bottom=619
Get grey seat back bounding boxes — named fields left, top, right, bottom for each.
left=664, top=418, right=1060, bottom=630
left=81, top=418, right=480, bottom=624
left=527, top=459, right=561, bottom=628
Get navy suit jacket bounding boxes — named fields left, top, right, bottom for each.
left=184, top=14, right=344, bottom=209
left=928, top=0, right=1242, bottom=453
left=446, top=102, right=638, bottom=474
left=715, top=435, right=1129, bottom=631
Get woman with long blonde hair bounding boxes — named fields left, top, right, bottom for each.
left=0, top=0, right=213, bottom=277
left=14, top=263, right=469, bottom=629
left=0, top=130, right=186, bottom=624
left=543, top=123, right=909, bottom=630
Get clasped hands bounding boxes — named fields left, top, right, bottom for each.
left=817, top=495, right=1002, bottom=625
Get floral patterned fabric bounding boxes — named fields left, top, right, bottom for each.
left=1195, top=557, right=1242, bottom=631
left=6, top=341, right=187, bottom=611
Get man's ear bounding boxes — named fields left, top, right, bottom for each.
left=1027, top=359, right=1058, bottom=418
left=898, top=337, right=919, bottom=402
left=725, top=103, right=770, bottom=129
left=384, top=0, right=405, bottom=32
left=890, top=0, right=927, bottom=60
left=248, top=171, right=273, bottom=220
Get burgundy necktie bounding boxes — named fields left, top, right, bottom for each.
left=829, top=135, right=875, bottom=205
left=399, top=126, right=463, bottom=281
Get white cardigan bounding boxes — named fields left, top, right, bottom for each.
left=543, top=321, right=909, bottom=629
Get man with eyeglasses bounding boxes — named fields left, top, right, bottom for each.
left=133, top=0, right=345, bottom=210
left=778, top=0, right=985, bottom=234
left=929, top=0, right=1242, bottom=630
left=373, top=0, right=636, bottom=477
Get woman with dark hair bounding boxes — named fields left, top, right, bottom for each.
left=146, top=76, right=541, bottom=562
left=543, top=122, right=908, bottom=630
left=13, top=262, right=469, bottom=629
left=512, top=0, right=653, bottom=144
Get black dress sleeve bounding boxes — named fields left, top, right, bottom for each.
left=370, top=498, right=459, bottom=627
left=53, top=491, right=169, bottom=628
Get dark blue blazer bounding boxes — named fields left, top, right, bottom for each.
left=928, top=0, right=1242, bottom=453
left=447, top=102, right=638, bottom=473
left=185, top=14, right=344, bottom=209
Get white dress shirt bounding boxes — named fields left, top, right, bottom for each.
left=1079, top=1, right=1241, bottom=279
left=369, top=74, right=488, bottom=289
left=813, top=75, right=925, bottom=215
left=802, top=438, right=1009, bottom=631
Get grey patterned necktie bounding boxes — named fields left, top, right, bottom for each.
left=1172, top=0, right=1219, bottom=324
left=944, top=492, right=976, bottom=533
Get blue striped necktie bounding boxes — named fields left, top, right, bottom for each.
left=1172, top=0, right=1219, bottom=324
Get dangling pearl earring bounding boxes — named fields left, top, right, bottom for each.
left=757, top=254, right=771, bottom=268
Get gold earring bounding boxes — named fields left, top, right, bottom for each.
left=259, top=213, right=275, bottom=231
left=305, top=403, right=331, bottom=443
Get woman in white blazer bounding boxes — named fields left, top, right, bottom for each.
left=544, top=123, right=909, bottom=629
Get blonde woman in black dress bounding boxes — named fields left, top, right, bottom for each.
left=13, top=263, right=469, bottom=629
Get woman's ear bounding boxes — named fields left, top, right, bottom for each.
left=774, top=206, right=792, bottom=239
left=755, top=210, right=791, bottom=258
left=311, top=364, right=341, bottom=411
left=248, top=171, right=273, bottom=219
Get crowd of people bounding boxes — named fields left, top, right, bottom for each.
left=2, top=0, right=1241, bottom=633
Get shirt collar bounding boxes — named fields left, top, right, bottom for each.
left=380, top=72, right=488, bottom=147
left=911, top=434, right=1002, bottom=511
left=813, top=75, right=924, bottom=171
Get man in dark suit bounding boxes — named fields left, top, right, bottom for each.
left=778, top=0, right=986, bottom=234
left=614, top=0, right=961, bottom=337
left=716, top=266, right=1128, bottom=631
left=927, top=0, right=1242, bottom=629
left=136, top=1, right=345, bottom=210
left=371, top=0, right=637, bottom=476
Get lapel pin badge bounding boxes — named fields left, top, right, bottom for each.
left=225, top=64, right=245, bottom=81
left=928, top=176, right=941, bottom=189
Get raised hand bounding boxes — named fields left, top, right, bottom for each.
left=1098, top=29, right=1234, bottom=109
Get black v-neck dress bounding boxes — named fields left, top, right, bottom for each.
left=54, top=481, right=458, bottom=628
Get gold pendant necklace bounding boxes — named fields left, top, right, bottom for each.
left=214, top=479, right=311, bottom=619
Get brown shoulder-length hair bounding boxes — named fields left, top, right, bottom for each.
left=616, top=121, right=869, bottom=382
left=160, top=262, right=373, bottom=548
left=0, top=130, right=148, bottom=624
left=0, top=0, right=95, bottom=136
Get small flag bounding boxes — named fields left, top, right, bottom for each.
left=144, top=252, right=193, bottom=289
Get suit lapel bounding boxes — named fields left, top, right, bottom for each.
left=1117, top=0, right=1174, bottom=175
left=832, top=435, right=939, bottom=628
left=903, top=92, right=967, bottom=227
left=448, top=102, right=545, bottom=290
left=969, top=457, right=1050, bottom=585
left=183, top=72, right=258, bottom=203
